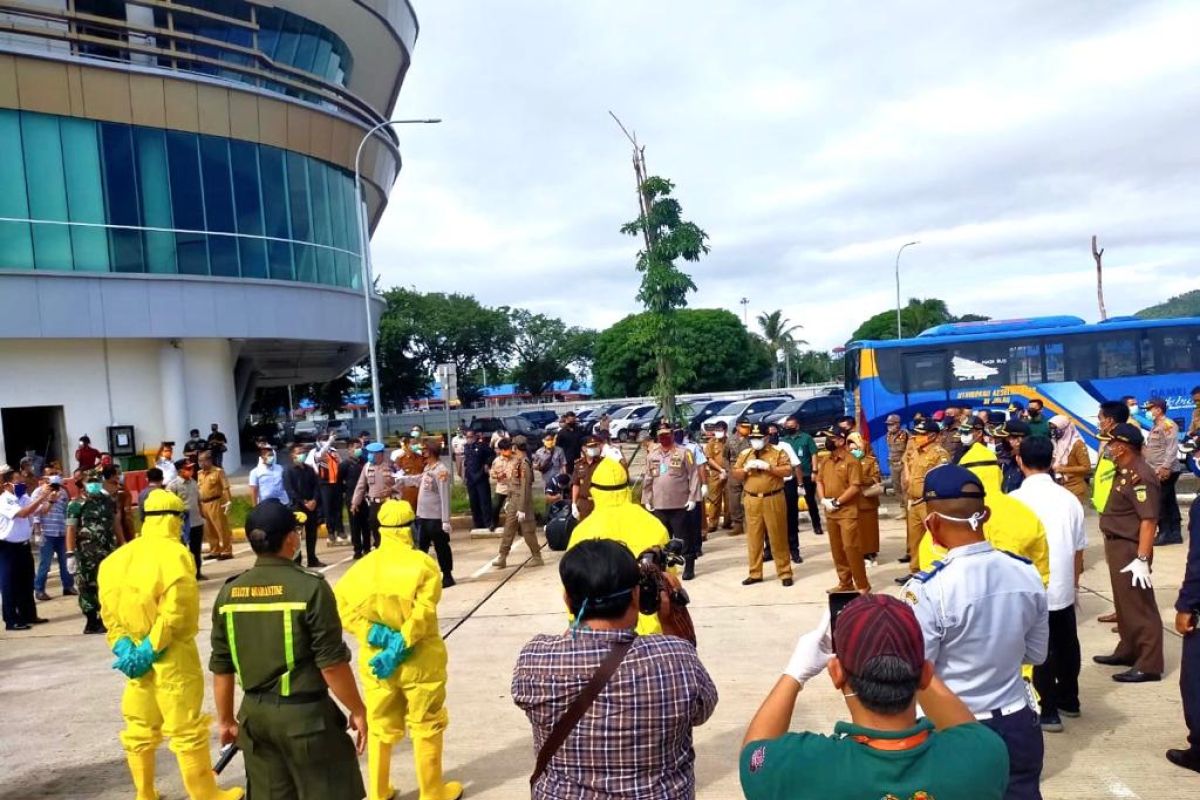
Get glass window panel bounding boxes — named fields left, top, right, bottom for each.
left=134, top=128, right=176, bottom=274
left=21, top=113, right=72, bottom=269
left=101, top=122, right=144, bottom=272
left=311, top=37, right=332, bottom=78
left=199, top=135, right=236, bottom=233
left=949, top=341, right=1009, bottom=389
left=176, top=232, right=209, bottom=275
left=208, top=234, right=240, bottom=277
left=165, top=131, right=205, bottom=230
left=328, top=168, right=350, bottom=286
left=0, top=110, right=34, bottom=269
left=59, top=118, right=109, bottom=272
left=1007, top=342, right=1042, bottom=384
left=343, top=177, right=364, bottom=288
left=292, top=24, right=319, bottom=73
left=238, top=238, right=267, bottom=279
left=273, top=17, right=301, bottom=65
left=267, top=238, right=293, bottom=281
left=229, top=140, right=264, bottom=236
left=258, top=146, right=291, bottom=239
left=285, top=152, right=311, bottom=240
left=903, top=350, right=947, bottom=393
left=293, top=242, right=318, bottom=284
left=308, top=162, right=334, bottom=283
left=875, top=349, right=903, bottom=394
left=1096, top=335, right=1138, bottom=378
left=1044, top=342, right=1065, bottom=382
left=1139, top=334, right=1155, bottom=375
left=1155, top=327, right=1200, bottom=373
left=1063, top=337, right=1095, bottom=381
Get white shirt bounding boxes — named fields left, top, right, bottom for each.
left=774, top=440, right=801, bottom=481
left=602, top=444, right=624, bottom=462
left=1010, top=473, right=1088, bottom=611
left=905, top=541, right=1049, bottom=715
left=157, top=458, right=178, bottom=484
left=0, top=491, right=33, bottom=543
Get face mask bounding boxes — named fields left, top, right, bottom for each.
left=264, top=456, right=276, bottom=466
left=750, top=438, right=765, bottom=451
left=13, top=484, right=26, bottom=499
left=410, top=430, right=421, bottom=438
left=986, top=442, right=997, bottom=454
left=960, top=433, right=974, bottom=446
left=714, top=431, right=726, bottom=439
left=785, top=426, right=799, bottom=434
left=294, top=454, right=305, bottom=465
left=850, top=448, right=864, bottom=459
left=352, top=449, right=363, bottom=459
left=657, top=435, right=674, bottom=447
left=673, top=431, right=686, bottom=445
left=767, top=434, right=780, bottom=444
left=85, top=482, right=103, bottom=496
left=585, top=447, right=599, bottom=458
left=411, top=445, right=424, bottom=456
left=1050, top=427, right=1063, bottom=440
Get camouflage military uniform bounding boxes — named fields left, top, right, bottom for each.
left=66, top=493, right=118, bottom=615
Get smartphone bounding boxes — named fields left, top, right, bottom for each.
left=828, top=591, right=861, bottom=652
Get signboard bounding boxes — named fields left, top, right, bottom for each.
left=436, top=363, right=458, bottom=404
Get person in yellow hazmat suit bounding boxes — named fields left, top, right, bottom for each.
left=566, top=457, right=670, bottom=635
left=98, top=488, right=242, bottom=800
left=917, top=440, right=1050, bottom=585
left=334, top=499, right=463, bottom=800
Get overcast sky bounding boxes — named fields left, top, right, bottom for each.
left=369, top=0, right=1200, bottom=350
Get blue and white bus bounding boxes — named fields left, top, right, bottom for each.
left=845, top=315, right=1200, bottom=475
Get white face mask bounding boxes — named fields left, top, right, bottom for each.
left=986, top=442, right=997, bottom=454
left=585, top=447, right=599, bottom=458
left=750, top=438, right=765, bottom=451
left=714, top=431, right=726, bottom=439
left=960, top=433, right=974, bottom=446
left=410, top=430, right=421, bottom=438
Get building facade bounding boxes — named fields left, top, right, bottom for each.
left=0, top=0, right=416, bottom=470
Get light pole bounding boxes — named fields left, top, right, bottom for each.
left=739, top=297, right=749, bottom=325
left=354, top=117, right=441, bottom=442
left=894, top=241, right=920, bottom=339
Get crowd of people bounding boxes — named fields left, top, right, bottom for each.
left=1, top=389, right=1199, bottom=799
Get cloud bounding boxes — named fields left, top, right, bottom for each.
left=369, top=0, right=1200, bottom=350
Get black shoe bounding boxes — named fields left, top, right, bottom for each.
left=897, top=554, right=911, bottom=563
left=307, top=559, right=327, bottom=568
left=1059, top=707, right=1081, bottom=718
left=30, top=617, right=49, bottom=625
left=682, top=569, right=695, bottom=581
left=742, top=577, right=763, bottom=586
left=782, top=578, right=794, bottom=587
left=1092, top=654, right=1135, bottom=667
left=216, top=553, right=234, bottom=561
left=813, top=528, right=825, bottom=536
left=443, top=575, right=456, bottom=588
left=1153, top=534, right=1183, bottom=546
left=196, top=572, right=209, bottom=581
left=203, top=553, right=220, bottom=560
left=353, top=552, right=365, bottom=560
left=1112, top=668, right=1160, bottom=683
left=1166, top=748, right=1200, bottom=773
left=790, top=551, right=803, bottom=564
left=1040, top=712, right=1064, bottom=733
left=35, top=591, right=51, bottom=602
left=6, top=623, right=31, bottom=631
left=63, top=587, right=78, bottom=596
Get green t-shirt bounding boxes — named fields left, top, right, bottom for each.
left=740, top=719, right=1008, bottom=800
left=781, top=432, right=817, bottom=474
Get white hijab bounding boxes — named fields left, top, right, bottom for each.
left=1050, top=415, right=1081, bottom=468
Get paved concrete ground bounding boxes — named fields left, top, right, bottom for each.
left=1, top=504, right=1196, bottom=799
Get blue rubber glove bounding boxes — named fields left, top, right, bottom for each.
left=366, top=623, right=409, bottom=680
left=122, top=638, right=161, bottom=679
left=111, top=636, right=137, bottom=675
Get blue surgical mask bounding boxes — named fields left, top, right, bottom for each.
left=850, top=448, right=864, bottom=459
left=13, top=484, right=26, bottom=499
left=85, top=482, right=103, bottom=495
left=264, top=456, right=276, bottom=466
left=352, top=448, right=363, bottom=459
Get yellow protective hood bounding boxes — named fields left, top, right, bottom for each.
left=957, top=442, right=1003, bottom=495
left=589, top=458, right=632, bottom=508
left=141, top=488, right=184, bottom=540
left=377, top=499, right=415, bottom=548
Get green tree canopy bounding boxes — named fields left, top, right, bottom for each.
left=509, top=309, right=598, bottom=396
left=850, top=298, right=990, bottom=342
left=594, top=309, right=772, bottom=398
left=1137, top=289, right=1200, bottom=319
left=757, top=309, right=806, bottom=388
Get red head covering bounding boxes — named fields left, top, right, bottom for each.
left=833, top=594, right=924, bottom=675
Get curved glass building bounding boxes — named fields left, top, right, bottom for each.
left=0, top=0, right=417, bottom=469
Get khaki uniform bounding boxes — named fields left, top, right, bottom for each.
left=197, top=466, right=233, bottom=556
left=1057, top=439, right=1092, bottom=505
left=396, top=451, right=424, bottom=509
left=938, top=426, right=962, bottom=464
left=703, top=439, right=728, bottom=532
left=1100, top=457, right=1163, bottom=675
left=643, top=444, right=700, bottom=511
left=734, top=446, right=792, bottom=581
left=902, top=440, right=950, bottom=573
left=857, top=454, right=882, bottom=556
left=499, top=455, right=540, bottom=564
left=886, top=428, right=908, bottom=490
left=818, top=451, right=868, bottom=591
left=724, top=433, right=749, bottom=531
left=570, top=457, right=600, bottom=521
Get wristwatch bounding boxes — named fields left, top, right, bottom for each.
left=831, top=499, right=841, bottom=510
left=1136, top=553, right=1150, bottom=563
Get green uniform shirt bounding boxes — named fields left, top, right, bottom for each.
left=781, top=431, right=817, bottom=476
left=740, top=719, right=1009, bottom=800
left=1026, top=414, right=1051, bottom=440
left=209, top=555, right=350, bottom=696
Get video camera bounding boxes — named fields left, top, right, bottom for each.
left=636, top=539, right=696, bottom=644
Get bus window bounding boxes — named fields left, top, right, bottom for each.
left=1064, top=337, right=1095, bottom=380
left=845, top=347, right=860, bottom=391
left=903, top=350, right=947, bottom=394
left=1096, top=334, right=1138, bottom=378
left=1154, top=327, right=1200, bottom=373
left=1007, top=341, right=1042, bottom=383
left=1139, top=333, right=1156, bottom=375
left=876, top=349, right=904, bottom=394
left=1044, top=341, right=1065, bottom=381
left=949, top=341, right=1008, bottom=388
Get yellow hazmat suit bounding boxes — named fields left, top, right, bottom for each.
left=918, top=442, right=1050, bottom=585
left=334, top=499, right=462, bottom=800
left=98, top=488, right=241, bottom=800
left=567, top=458, right=669, bottom=635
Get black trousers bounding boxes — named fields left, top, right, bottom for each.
left=466, top=477, right=492, bottom=530
left=783, top=479, right=800, bottom=554
left=366, top=502, right=385, bottom=549
left=981, top=706, right=1044, bottom=800
left=655, top=508, right=698, bottom=557
left=414, top=518, right=454, bottom=580
left=802, top=477, right=823, bottom=534
left=1183, top=621, right=1200, bottom=753
left=187, top=524, right=204, bottom=577
left=0, top=540, right=37, bottom=627
left=292, top=502, right=319, bottom=564
left=319, top=483, right=344, bottom=535
left=347, top=501, right=370, bottom=556
left=1159, top=471, right=1181, bottom=538
left=1032, top=605, right=1081, bottom=716
left=688, top=503, right=704, bottom=553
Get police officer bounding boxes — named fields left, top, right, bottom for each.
left=1092, top=423, right=1164, bottom=683
left=732, top=423, right=794, bottom=587
left=570, top=435, right=603, bottom=522
left=957, top=417, right=987, bottom=463
left=724, top=418, right=752, bottom=534
left=209, top=500, right=368, bottom=799
left=816, top=428, right=867, bottom=593
left=884, top=413, right=908, bottom=494
left=352, top=442, right=399, bottom=549
left=990, top=419, right=1030, bottom=493
left=643, top=421, right=702, bottom=579
left=899, top=419, right=950, bottom=578
left=703, top=421, right=729, bottom=534
left=904, top=464, right=1049, bottom=800
left=1168, top=432, right=1200, bottom=772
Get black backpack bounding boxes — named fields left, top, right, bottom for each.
left=544, top=499, right=576, bottom=551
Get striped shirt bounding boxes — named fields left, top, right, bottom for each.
left=37, top=493, right=69, bottom=538
left=512, top=628, right=718, bottom=800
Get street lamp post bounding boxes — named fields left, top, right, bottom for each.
left=894, top=241, right=920, bottom=339
left=353, top=117, right=441, bottom=442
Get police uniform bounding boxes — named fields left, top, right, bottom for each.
left=734, top=426, right=793, bottom=584
left=703, top=435, right=728, bottom=533
left=724, top=424, right=751, bottom=533
left=901, top=420, right=950, bottom=573
left=1097, top=426, right=1164, bottom=677
left=209, top=534, right=365, bottom=798
left=816, top=431, right=868, bottom=592
left=904, top=465, right=1049, bottom=800
left=1145, top=413, right=1182, bottom=543
left=352, top=444, right=399, bottom=547
left=643, top=438, right=701, bottom=565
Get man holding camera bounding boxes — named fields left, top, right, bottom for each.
left=512, top=539, right=717, bottom=800
left=740, top=595, right=1009, bottom=799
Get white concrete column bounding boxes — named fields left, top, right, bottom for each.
left=180, top=339, right=243, bottom=472
left=159, top=340, right=189, bottom=452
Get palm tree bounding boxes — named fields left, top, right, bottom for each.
left=757, top=310, right=807, bottom=388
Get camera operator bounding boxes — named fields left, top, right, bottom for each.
left=740, top=595, right=1009, bottom=799
left=512, top=539, right=717, bottom=800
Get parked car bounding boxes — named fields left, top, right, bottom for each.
left=520, top=409, right=558, bottom=429
left=608, top=404, right=655, bottom=442
left=580, top=403, right=626, bottom=434
left=688, top=399, right=733, bottom=433
left=705, top=396, right=793, bottom=432
left=762, top=394, right=845, bottom=435
left=468, top=416, right=546, bottom=441
left=621, top=402, right=697, bottom=442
